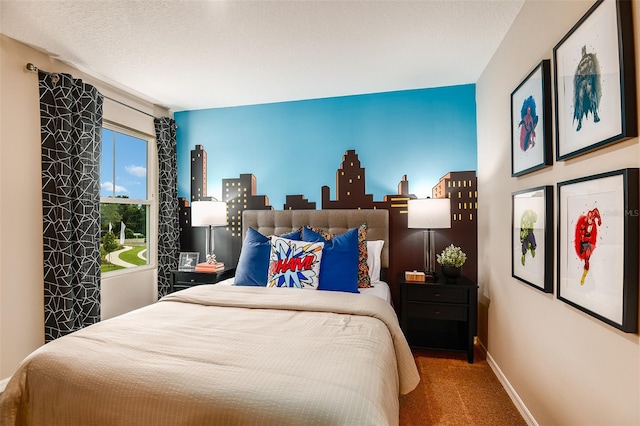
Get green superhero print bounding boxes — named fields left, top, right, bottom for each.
left=520, top=209, right=537, bottom=266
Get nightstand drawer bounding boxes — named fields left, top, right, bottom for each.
left=406, top=285, right=468, bottom=303
left=173, top=283, right=210, bottom=292
left=170, top=269, right=236, bottom=293
left=407, top=302, right=468, bottom=321
left=172, top=272, right=220, bottom=284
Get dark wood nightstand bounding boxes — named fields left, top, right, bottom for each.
left=170, top=268, right=236, bottom=293
left=399, top=274, right=478, bottom=363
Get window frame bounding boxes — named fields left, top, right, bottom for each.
left=100, top=121, right=157, bottom=277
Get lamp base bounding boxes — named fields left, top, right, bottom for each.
left=424, top=270, right=439, bottom=282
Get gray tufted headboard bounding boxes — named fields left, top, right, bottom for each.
left=242, top=209, right=389, bottom=268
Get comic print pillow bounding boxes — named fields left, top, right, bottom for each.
left=267, top=237, right=324, bottom=289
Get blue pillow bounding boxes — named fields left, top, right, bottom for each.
left=301, top=226, right=359, bottom=293
left=234, top=228, right=302, bottom=286
left=234, top=227, right=270, bottom=286
left=280, top=229, right=302, bottom=241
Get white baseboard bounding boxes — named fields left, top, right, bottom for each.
left=480, top=341, right=538, bottom=426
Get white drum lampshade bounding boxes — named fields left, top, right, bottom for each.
left=191, top=200, right=227, bottom=262
left=407, top=198, right=451, bottom=280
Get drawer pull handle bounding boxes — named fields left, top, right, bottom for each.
left=434, top=310, right=441, bottom=314
left=434, top=293, right=441, bottom=297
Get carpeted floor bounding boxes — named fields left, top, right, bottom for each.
left=399, top=345, right=527, bottom=426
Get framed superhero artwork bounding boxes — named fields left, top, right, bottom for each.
left=557, top=169, right=639, bottom=333
left=512, top=186, right=553, bottom=293
left=553, top=0, right=637, bottom=161
left=511, top=60, right=552, bottom=177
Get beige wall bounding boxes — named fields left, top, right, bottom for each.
left=477, top=1, right=639, bottom=425
left=0, top=35, right=169, bottom=379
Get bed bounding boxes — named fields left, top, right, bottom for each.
left=1, top=209, right=419, bottom=425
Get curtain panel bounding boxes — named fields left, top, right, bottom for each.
left=155, top=117, right=179, bottom=298
left=39, top=71, right=103, bottom=342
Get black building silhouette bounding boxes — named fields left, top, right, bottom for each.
left=190, top=145, right=207, bottom=202
left=284, top=195, right=316, bottom=210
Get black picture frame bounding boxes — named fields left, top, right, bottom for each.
left=511, top=60, right=552, bottom=176
left=557, top=168, right=639, bottom=332
left=512, top=186, right=553, bottom=293
left=553, top=0, right=637, bottom=161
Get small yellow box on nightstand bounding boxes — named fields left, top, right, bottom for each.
left=404, top=270, right=426, bottom=282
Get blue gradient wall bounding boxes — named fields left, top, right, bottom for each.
left=175, top=84, right=477, bottom=209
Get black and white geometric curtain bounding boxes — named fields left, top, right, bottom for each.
left=155, top=117, right=180, bottom=298
left=39, top=71, right=103, bottom=342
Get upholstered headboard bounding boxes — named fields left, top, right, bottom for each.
left=242, top=209, right=389, bottom=268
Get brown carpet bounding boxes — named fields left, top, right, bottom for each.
left=399, top=345, right=527, bottom=426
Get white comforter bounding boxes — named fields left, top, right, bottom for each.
left=1, top=285, right=419, bottom=425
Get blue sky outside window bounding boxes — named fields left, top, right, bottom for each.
left=101, top=128, right=148, bottom=201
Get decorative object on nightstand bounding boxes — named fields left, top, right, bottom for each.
left=178, top=252, right=199, bottom=272
left=404, top=270, right=426, bottom=282
left=195, top=260, right=225, bottom=273
left=407, top=198, right=451, bottom=282
left=191, top=200, right=227, bottom=265
left=437, top=244, right=467, bottom=283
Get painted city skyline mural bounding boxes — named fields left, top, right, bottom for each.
left=174, top=84, right=478, bottom=210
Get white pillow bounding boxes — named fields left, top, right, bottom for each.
left=366, top=240, right=384, bottom=282
left=267, top=237, right=324, bottom=289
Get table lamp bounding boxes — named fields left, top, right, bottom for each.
left=407, top=198, right=451, bottom=281
left=191, top=200, right=227, bottom=263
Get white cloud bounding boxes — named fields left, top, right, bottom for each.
left=101, top=181, right=128, bottom=194
left=125, top=165, right=146, bottom=177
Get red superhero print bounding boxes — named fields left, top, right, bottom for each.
left=574, top=207, right=601, bottom=285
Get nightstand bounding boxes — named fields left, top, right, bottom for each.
left=170, top=268, right=236, bottom=293
left=399, top=274, right=478, bottom=363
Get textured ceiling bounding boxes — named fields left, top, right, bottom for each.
left=1, top=0, right=524, bottom=112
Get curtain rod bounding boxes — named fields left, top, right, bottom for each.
left=25, top=62, right=157, bottom=119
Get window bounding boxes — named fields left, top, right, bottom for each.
left=100, top=125, right=153, bottom=274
